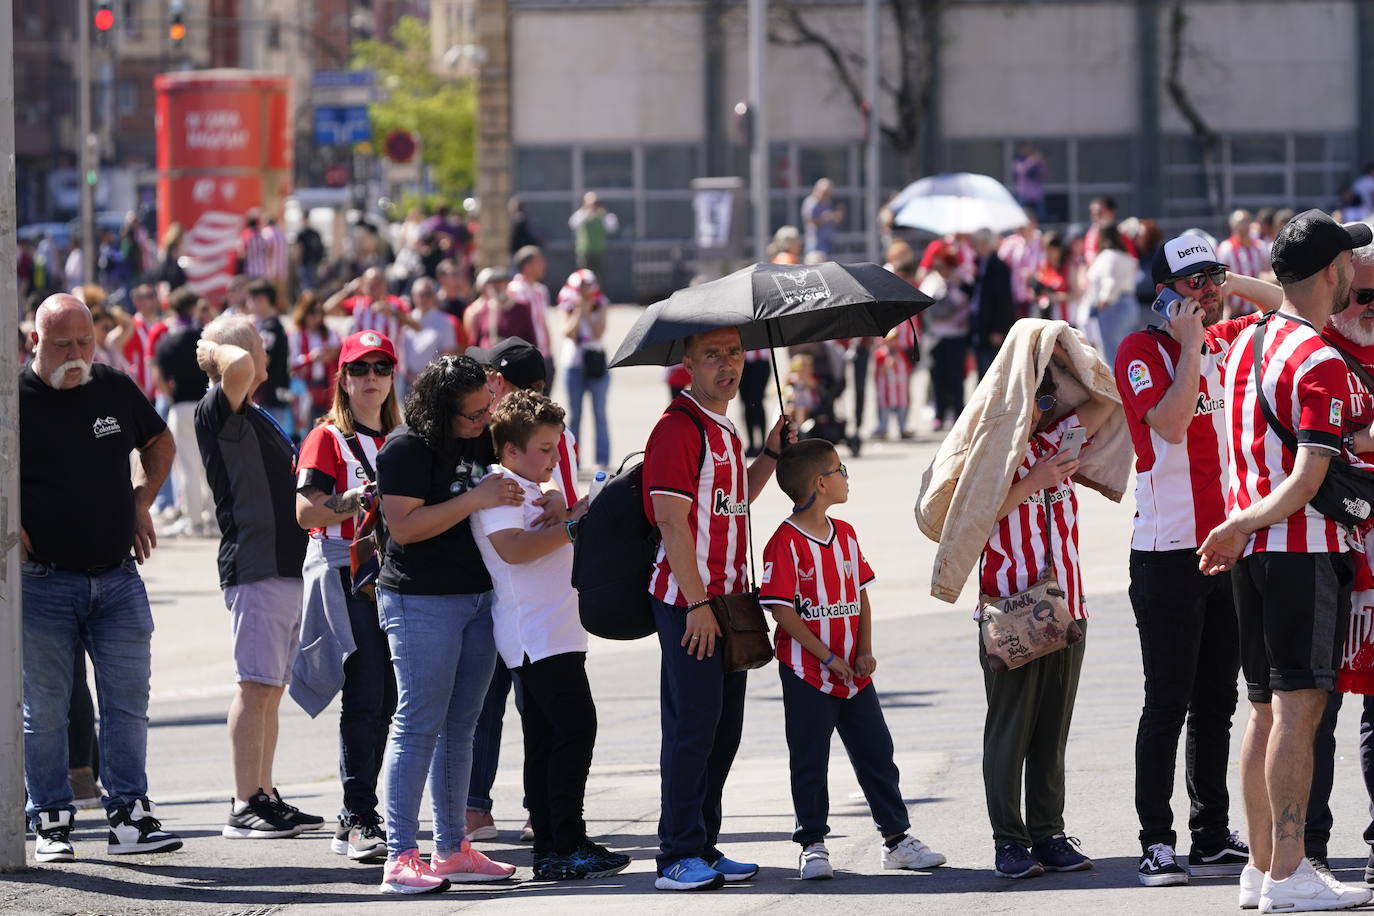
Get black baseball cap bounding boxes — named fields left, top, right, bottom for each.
left=1270, top=209, right=1373, bottom=283
left=1151, top=234, right=1228, bottom=285
left=465, top=337, right=545, bottom=389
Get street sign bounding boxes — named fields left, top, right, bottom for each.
left=312, top=70, right=375, bottom=90
left=313, top=106, right=371, bottom=147
left=324, top=164, right=349, bottom=188
left=384, top=130, right=417, bottom=164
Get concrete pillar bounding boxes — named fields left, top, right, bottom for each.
left=1135, top=0, right=1162, bottom=215
left=475, top=0, right=512, bottom=271
left=1358, top=0, right=1374, bottom=168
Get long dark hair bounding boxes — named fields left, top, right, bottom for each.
left=403, top=355, right=488, bottom=450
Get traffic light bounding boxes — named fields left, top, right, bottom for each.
left=93, top=0, right=114, bottom=35
left=169, top=0, right=185, bottom=46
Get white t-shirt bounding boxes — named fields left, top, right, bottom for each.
left=471, top=467, right=588, bottom=668
left=403, top=308, right=457, bottom=381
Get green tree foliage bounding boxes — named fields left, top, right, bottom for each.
left=352, top=16, right=476, bottom=194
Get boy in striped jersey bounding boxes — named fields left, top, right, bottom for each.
left=761, top=439, right=946, bottom=880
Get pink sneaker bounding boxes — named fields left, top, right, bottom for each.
left=380, top=849, right=451, bottom=895
left=430, top=838, right=517, bottom=883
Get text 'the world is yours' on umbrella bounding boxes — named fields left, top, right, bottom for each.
left=609, top=260, right=932, bottom=409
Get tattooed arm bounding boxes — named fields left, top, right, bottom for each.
left=296, top=484, right=371, bottom=530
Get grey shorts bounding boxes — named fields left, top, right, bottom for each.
left=224, top=577, right=304, bottom=687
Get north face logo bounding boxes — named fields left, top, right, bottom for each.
left=1343, top=496, right=1371, bottom=520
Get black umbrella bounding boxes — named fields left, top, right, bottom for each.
left=610, top=261, right=932, bottom=410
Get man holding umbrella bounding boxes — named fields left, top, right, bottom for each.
left=644, top=326, right=790, bottom=891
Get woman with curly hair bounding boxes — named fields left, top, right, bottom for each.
left=373, top=355, right=523, bottom=895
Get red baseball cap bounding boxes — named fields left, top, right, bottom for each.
left=338, top=330, right=397, bottom=370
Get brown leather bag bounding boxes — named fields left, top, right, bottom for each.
left=709, top=592, right=774, bottom=673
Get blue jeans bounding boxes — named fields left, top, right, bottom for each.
left=563, top=362, right=611, bottom=467
left=467, top=661, right=525, bottom=812
left=378, top=588, right=496, bottom=858
left=22, top=559, right=154, bottom=823
left=652, top=597, right=748, bottom=871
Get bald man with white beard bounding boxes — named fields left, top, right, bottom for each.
left=18, top=294, right=182, bottom=863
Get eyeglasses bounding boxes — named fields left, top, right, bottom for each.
left=456, top=399, right=493, bottom=423
left=819, top=463, right=848, bottom=480
left=1036, top=394, right=1057, bottom=412
left=344, top=361, right=394, bottom=377
left=1353, top=288, right=1374, bottom=306
left=1178, top=267, right=1228, bottom=291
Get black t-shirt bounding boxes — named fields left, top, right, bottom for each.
left=255, top=316, right=291, bottom=408
left=195, top=385, right=308, bottom=588
left=19, top=364, right=166, bottom=570
left=440, top=295, right=469, bottom=321
left=376, top=424, right=495, bottom=596
left=154, top=324, right=208, bottom=403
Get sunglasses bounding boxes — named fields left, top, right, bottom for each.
left=1037, top=394, right=1057, bottom=412
left=819, top=463, right=848, bottom=480
left=1353, top=288, right=1374, bottom=306
left=344, top=361, right=394, bottom=377
left=1178, top=267, right=1228, bottom=291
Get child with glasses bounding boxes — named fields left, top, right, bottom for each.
left=760, top=439, right=947, bottom=880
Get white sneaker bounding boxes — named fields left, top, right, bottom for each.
left=34, top=810, right=75, bottom=862
left=1240, top=863, right=1265, bottom=909
left=799, top=842, right=834, bottom=880
left=1259, top=857, right=1372, bottom=913
left=882, top=835, right=947, bottom=871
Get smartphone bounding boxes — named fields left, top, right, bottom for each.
left=1057, top=426, right=1087, bottom=462
left=1151, top=287, right=1186, bottom=320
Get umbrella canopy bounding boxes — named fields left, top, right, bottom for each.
left=891, top=172, right=1029, bottom=236
left=610, top=261, right=931, bottom=368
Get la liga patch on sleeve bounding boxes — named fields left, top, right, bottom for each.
left=1331, top=398, right=1344, bottom=427
left=1127, top=360, right=1153, bottom=394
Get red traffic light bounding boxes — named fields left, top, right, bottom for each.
left=94, top=8, right=115, bottom=30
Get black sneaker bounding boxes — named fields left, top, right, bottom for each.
left=34, top=809, right=75, bottom=862
left=222, top=790, right=304, bottom=839
left=271, top=788, right=325, bottom=830
left=1032, top=833, right=1092, bottom=872
left=107, top=799, right=183, bottom=855
left=537, top=840, right=631, bottom=880
left=331, top=814, right=352, bottom=855
left=1365, top=847, right=1373, bottom=885
left=1188, top=831, right=1249, bottom=877
left=995, top=842, right=1045, bottom=879
left=1139, top=843, right=1188, bottom=886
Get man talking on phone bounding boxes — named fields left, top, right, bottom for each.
left=1114, top=235, right=1282, bottom=888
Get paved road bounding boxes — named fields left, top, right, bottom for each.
left=3, top=307, right=1370, bottom=915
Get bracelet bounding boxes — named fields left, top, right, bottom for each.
left=822, top=651, right=836, bottom=667
left=564, top=519, right=578, bottom=542
left=687, top=597, right=711, bottom=611
left=762, top=446, right=781, bottom=460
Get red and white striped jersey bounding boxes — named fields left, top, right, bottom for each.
left=979, top=413, right=1088, bottom=620
left=1216, top=235, right=1268, bottom=315
left=998, top=232, right=1046, bottom=306
left=644, top=393, right=749, bottom=605
left=556, top=428, right=579, bottom=501
left=1223, top=311, right=1365, bottom=554
left=344, top=295, right=411, bottom=374
left=262, top=226, right=289, bottom=280
left=290, top=326, right=340, bottom=386
left=873, top=345, right=910, bottom=409
left=1327, top=325, right=1374, bottom=693
left=507, top=275, right=551, bottom=355
left=121, top=314, right=156, bottom=399
left=296, top=422, right=388, bottom=540
left=241, top=227, right=272, bottom=278
left=1115, top=314, right=1260, bottom=550
left=760, top=517, right=875, bottom=698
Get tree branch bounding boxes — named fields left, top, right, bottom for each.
left=1164, top=0, right=1221, bottom=213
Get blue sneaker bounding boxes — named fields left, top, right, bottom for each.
left=709, top=855, right=759, bottom=881
left=1031, top=834, right=1092, bottom=872
left=995, top=842, right=1045, bottom=879
left=655, top=856, right=726, bottom=891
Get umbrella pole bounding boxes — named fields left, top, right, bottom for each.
left=766, top=322, right=786, bottom=414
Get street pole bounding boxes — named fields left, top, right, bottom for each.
left=78, top=0, right=96, bottom=283
left=748, top=0, right=768, bottom=262
left=864, top=0, right=880, bottom=263
left=0, top=0, right=26, bottom=872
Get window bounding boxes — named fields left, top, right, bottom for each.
left=582, top=149, right=633, bottom=191
left=117, top=80, right=139, bottom=116
left=644, top=146, right=700, bottom=191
left=516, top=147, right=572, bottom=192
left=645, top=199, right=695, bottom=240
left=797, top=145, right=849, bottom=188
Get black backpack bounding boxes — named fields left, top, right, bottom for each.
left=572, top=406, right=705, bottom=640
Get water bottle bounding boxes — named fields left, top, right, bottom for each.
left=587, top=469, right=609, bottom=502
